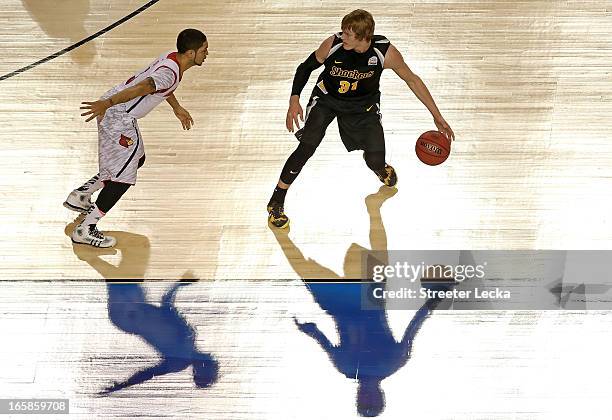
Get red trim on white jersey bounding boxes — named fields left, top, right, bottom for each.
left=166, top=52, right=182, bottom=81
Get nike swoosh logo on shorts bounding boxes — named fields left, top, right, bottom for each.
left=366, top=105, right=374, bottom=111
left=290, top=170, right=298, bottom=174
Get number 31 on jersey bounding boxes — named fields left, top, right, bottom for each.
left=338, top=80, right=358, bottom=94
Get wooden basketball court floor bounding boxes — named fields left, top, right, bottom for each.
left=1, top=0, right=612, bottom=418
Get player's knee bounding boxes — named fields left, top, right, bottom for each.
left=96, top=181, right=131, bottom=213
left=364, top=151, right=385, bottom=172
left=279, top=143, right=317, bottom=184
left=292, top=142, right=317, bottom=165
left=105, top=181, right=131, bottom=197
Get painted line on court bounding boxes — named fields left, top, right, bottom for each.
left=0, top=0, right=160, bottom=82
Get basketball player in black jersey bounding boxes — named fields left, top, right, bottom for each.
left=267, top=9, right=455, bottom=228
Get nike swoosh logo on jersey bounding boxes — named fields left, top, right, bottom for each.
left=290, top=170, right=298, bottom=174
left=334, top=60, right=342, bottom=64
left=366, top=105, right=374, bottom=111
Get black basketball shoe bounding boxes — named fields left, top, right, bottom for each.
left=376, top=164, right=398, bottom=187
left=267, top=202, right=290, bottom=229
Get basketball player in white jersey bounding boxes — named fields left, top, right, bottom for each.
left=64, top=29, right=208, bottom=247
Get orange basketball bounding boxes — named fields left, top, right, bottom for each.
left=415, top=131, right=451, bottom=166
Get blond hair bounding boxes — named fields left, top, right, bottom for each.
left=341, top=9, right=375, bottom=41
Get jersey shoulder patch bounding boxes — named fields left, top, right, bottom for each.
left=370, top=35, right=391, bottom=67
left=371, top=34, right=392, bottom=61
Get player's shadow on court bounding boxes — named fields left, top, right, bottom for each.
left=21, top=0, right=95, bottom=65
left=296, top=283, right=443, bottom=417
left=100, top=280, right=218, bottom=395
left=272, top=185, right=397, bottom=281
left=64, top=219, right=218, bottom=394
left=272, top=186, right=448, bottom=417
left=64, top=218, right=151, bottom=279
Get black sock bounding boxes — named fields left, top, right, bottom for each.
left=269, top=186, right=288, bottom=206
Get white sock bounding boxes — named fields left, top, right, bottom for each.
left=76, top=174, right=103, bottom=194
left=82, top=204, right=105, bottom=227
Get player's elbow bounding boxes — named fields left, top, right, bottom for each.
left=404, top=73, right=422, bottom=89
left=295, top=61, right=311, bottom=79
left=297, top=52, right=322, bottom=73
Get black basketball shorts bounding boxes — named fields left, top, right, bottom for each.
left=295, top=88, right=385, bottom=153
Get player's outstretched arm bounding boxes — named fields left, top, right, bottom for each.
left=99, top=358, right=187, bottom=394
left=161, top=281, right=191, bottom=307
left=384, top=45, right=455, bottom=141
left=286, top=36, right=333, bottom=132
left=99, top=365, right=158, bottom=394
left=166, top=93, right=194, bottom=130
left=80, top=77, right=157, bottom=122
left=399, top=296, right=444, bottom=359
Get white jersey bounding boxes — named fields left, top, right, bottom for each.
left=111, top=51, right=182, bottom=119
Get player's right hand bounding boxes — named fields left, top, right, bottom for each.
left=293, top=317, right=318, bottom=334
left=286, top=96, right=304, bottom=132
left=81, top=100, right=110, bottom=122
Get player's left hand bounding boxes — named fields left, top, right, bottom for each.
left=173, top=106, right=194, bottom=130
left=434, top=116, right=455, bottom=142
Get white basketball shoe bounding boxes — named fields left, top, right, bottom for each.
left=71, top=223, right=117, bottom=248
left=63, top=190, right=93, bottom=214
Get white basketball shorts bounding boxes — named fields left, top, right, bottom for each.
left=97, top=91, right=144, bottom=185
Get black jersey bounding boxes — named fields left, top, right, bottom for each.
left=315, top=32, right=391, bottom=100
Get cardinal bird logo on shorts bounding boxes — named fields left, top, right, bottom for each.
left=119, top=134, right=134, bottom=148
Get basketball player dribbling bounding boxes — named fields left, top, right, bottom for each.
left=267, top=10, right=455, bottom=228
left=64, top=29, right=208, bottom=247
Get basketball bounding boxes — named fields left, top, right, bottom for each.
left=415, top=131, right=451, bottom=166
